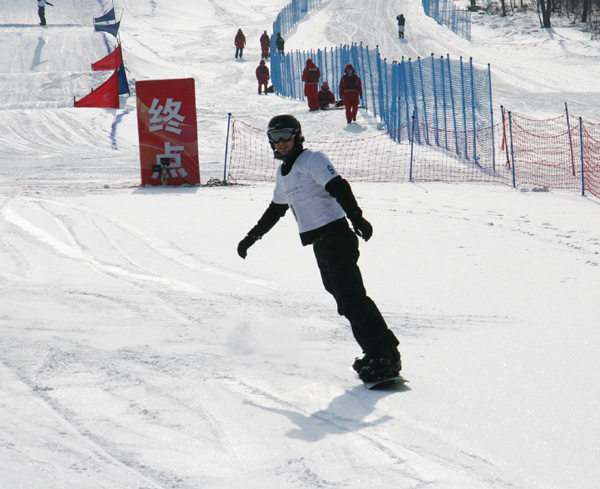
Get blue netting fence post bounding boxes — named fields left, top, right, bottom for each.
left=410, top=111, right=417, bottom=181
left=223, top=112, right=232, bottom=182
left=566, top=103, right=576, bottom=175
left=489, top=63, right=495, bottom=171
left=508, top=111, right=516, bottom=188
left=470, top=58, right=478, bottom=165
left=580, top=117, right=585, bottom=195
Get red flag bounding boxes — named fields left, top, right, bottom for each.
left=74, top=70, right=119, bottom=109
left=92, top=44, right=123, bottom=71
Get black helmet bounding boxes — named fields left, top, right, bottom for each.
left=267, top=114, right=304, bottom=146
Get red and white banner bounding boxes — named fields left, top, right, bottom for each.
left=135, top=78, right=200, bottom=186
left=74, top=70, right=119, bottom=109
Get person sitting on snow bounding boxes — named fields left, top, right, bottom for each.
left=318, top=81, right=336, bottom=110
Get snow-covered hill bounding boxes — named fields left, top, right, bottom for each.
left=1, top=1, right=599, bottom=488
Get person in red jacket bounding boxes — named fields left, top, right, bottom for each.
left=302, top=59, right=321, bottom=111
left=318, top=81, right=336, bottom=110
left=339, top=64, right=363, bottom=123
left=256, top=59, right=270, bottom=94
left=260, top=30, right=270, bottom=59
left=234, top=29, right=246, bottom=59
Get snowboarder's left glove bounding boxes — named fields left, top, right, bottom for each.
left=352, top=217, right=373, bottom=241
left=237, top=235, right=258, bottom=259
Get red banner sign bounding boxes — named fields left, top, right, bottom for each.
left=136, top=78, right=201, bottom=186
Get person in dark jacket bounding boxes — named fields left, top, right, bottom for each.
left=38, top=0, right=52, bottom=26
left=237, top=114, right=402, bottom=384
left=234, top=29, right=246, bottom=59
left=260, top=30, right=270, bottom=59
left=256, top=59, right=270, bottom=94
left=302, top=59, right=321, bottom=111
left=318, top=81, right=335, bottom=110
left=339, top=64, right=363, bottom=123
left=396, top=14, right=406, bottom=39
left=276, top=32, right=285, bottom=54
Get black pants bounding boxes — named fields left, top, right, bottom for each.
left=313, top=226, right=399, bottom=356
left=38, top=7, right=46, bottom=26
left=235, top=48, right=243, bottom=58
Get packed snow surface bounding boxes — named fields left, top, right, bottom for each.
left=1, top=0, right=599, bottom=488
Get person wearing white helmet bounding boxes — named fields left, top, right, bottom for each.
left=237, top=114, right=402, bottom=384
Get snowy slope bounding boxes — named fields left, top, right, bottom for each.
left=1, top=1, right=600, bottom=488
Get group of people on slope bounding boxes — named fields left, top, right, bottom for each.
left=303, top=59, right=363, bottom=124
left=234, top=29, right=285, bottom=60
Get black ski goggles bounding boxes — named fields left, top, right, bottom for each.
left=268, top=128, right=295, bottom=143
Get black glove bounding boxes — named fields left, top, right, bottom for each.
left=237, top=235, right=258, bottom=259
left=352, top=217, right=373, bottom=241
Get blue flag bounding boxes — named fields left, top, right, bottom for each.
left=118, top=65, right=129, bottom=95
left=94, top=8, right=116, bottom=23
left=94, top=20, right=120, bottom=37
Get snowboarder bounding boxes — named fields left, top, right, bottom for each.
left=234, top=29, right=246, bottom=59
left=260, top=30, right=270, bottom=59
left=396, top=14, right=406, bottom=39
left=318, top=81, right=335, bottom=110
left=237, top=114, right=402, bottom=384
left=302, top=59, right=321, bottom=111
left=38, top=0, right=52, bottom=26
left=256, top=59, right=270, bottom=95
left=276, top=33, right=285, bottom=55
left=339, top=64, right=363, bottom=123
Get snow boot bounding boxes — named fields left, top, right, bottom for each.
left=358, top=347, right=401, bottom=383
left=352, top=354, right=371, bottom=373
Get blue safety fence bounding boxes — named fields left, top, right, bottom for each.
left=422, top=0, right=471, bottom=41
left=271, top=0, right=329, bottom=51
left=270, top=43, right=494, bottom=167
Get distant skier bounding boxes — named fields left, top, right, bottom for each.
left=237, top=114, right=402, bottom=385
left=38, top=0, right=53, bottom=26
left=396, top=14, right=406, bottom=39
left=318, top=81, right=335, bottom=110
left=339, top=64, right=363, bottom=123
left=302, top=59, right=321, bottom=111
left=234, top=29, right=246, bottom=59
left=256, top=59, right=270, bottom=95
left=260, top=30, right=270, bottom=59
left=276, top=33, right=285, bottom=55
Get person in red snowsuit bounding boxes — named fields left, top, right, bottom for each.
left=234, top=29, right=246, bottom=59
left=339, top=64, right=363, bottom=123
left=260, top=31, right=270, bottom=59
left=256, top=59, right=270, bottom=94
left=318, top=81, right=336, bottom=110
left=302, top=58, right=321, bottom=111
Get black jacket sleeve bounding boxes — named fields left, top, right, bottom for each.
left=325, top=176, right=362, bottom=222
left=247, top=201, right=289, bottom=238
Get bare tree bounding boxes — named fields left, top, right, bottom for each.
left=538, top=0, right=554, bottom=27
left=581, top=0, right=590, bottom=21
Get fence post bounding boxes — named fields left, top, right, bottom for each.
left=430, top=54, right=440, bottom=147
left=440, top=56, right=448, bottom=150
left=565, top=103, right=576, bottom=176
left=417, top=57, right=430, bottom=145
left=489, top=63, right=495, bottom=172
left=365, top=46, right=376, bottom=118
left=470, top=58, right=478, bottom=165
left=580, top=117, right=585, bottom=196
left=446, top=55, right=459, bottom=154
left=409, top=111, right=417, bottom=181
left=508, top=111, right=516, bottom=188
left=376, top=46, right=384, bottom=122
left=223, top=112, right=232, bottom=182
left=459, top=57, right=469, bottom=159
left=359, top=43, right=368, bottom=112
